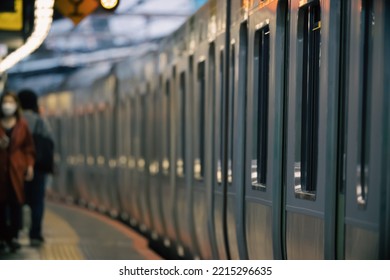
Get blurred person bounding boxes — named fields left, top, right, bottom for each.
left=18, top=89, right=54, bottom=247
left=0, top=91, right=35, bottom=252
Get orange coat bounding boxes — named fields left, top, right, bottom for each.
left=0, top=118, right=35, bottom=204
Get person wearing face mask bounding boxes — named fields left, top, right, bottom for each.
left=0, top=91, right=35, bottom=252
left=18, top=89, right=54, bottom=247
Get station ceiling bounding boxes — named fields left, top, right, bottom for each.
left=6, top=0, right=206, bottom=95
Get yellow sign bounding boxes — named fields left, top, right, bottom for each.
left=0, top=0, right=23, bottom=31
left=55, top=0, right=99, bottom=25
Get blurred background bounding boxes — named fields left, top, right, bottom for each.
left=1, top=0, right=207, bottom=96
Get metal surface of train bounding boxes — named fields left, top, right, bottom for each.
left=40, top=0, right=390, bottom=259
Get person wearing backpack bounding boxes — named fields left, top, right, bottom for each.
left=0, top=91, right=35, bottom=252
left=18, top=89, right=54, bottom=246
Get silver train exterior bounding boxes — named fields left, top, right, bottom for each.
left=40, top=0, right=390, bottom=259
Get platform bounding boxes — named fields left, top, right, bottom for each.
left=0, top=201, right=162, bottom=260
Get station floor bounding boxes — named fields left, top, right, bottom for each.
left=0, top=201, right=162, bottom=260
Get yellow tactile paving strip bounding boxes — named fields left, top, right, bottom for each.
left=1, top=202, right=161, bottom=260
left=38, top=210, right=85, bottom=260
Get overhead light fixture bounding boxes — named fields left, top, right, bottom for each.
left=0, top=0, right=55, bottom=73
left=100, top=0, right=120, bottom=11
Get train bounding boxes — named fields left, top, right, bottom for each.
left=39, top=0, right=390, bottom=259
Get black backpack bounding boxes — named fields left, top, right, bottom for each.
left=33, top=118, right=54, bottom=174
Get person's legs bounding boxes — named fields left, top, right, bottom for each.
left=25, top=171, right=46, bottom=241
left=0, top=201, right=7, bottom=244
left=6, top=189, right=22, bottom=252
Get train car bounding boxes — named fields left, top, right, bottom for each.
left=42, top=0, right=390, bottom=259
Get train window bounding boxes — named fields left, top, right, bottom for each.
left=85, top=113, right=89, bottom=160
left=252, top=24, right=270, bottom=190
left=356, top=0, right=373, bottom=206
left=83, top=114, right=88, bottom=160
left=103, top=109, right=109, bottom=161
left=117, top=104, right=123, bottom=161
left=295, top=0, right=321, bottom=197
left=216, top=50, right=224, bottom=185
left=104, top=109, right=112, bottom=163
left=110, top=108, right=115, bottom=160
left=208, top=43, right=216, bottom=184
left=130, top=98, right=136, bottom=161
left=149, top=89, right=159, bottom=175
left=80, top=114, right=86, bottom=164
left=86, top=113, right=92, bottom=164
left=92, top=112, right=97, bottom=163
left=194, top=61, right=206, bottom=180
left=177, top=72, right=186, bottom=177
left=105, top=110, right=109, bottom=160
left=140, top=94, right=147, bottom=164
left=67, top=117, right=71, bottom=161
left=77, top=115, right=82, bottom=160
left=228, top=44, right=236, bottom=184
left=70, top=117, right=74, bottom=163
left=56, top=118, right=62, bottom=160
left=163, top=80, right=171, bottom=174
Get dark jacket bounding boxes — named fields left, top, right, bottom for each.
left=0, top=118, right=35, bottom=204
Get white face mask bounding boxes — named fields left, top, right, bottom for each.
left=2, top=102, right=17, bottom=117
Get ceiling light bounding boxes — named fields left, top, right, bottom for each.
left=0, top=0, right=55, bottom=73
left=100, top=0, right=120, bottom=11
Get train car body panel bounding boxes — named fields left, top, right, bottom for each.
left=159, top=43, right=178, bottom=245
left=189, top=2, right=216, bottom=259
left=343, top=0, right=387, bottom=259
left=172, top=24, right=195, bottom=257
left=286, top=0, right=341, bottom=259
left=39, top=0, right=390, bottom=260
left=244, top=0, right=287, bottom=260
left=210, top=0, right=228, bottom=260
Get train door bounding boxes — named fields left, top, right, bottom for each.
left=191, top=37, right=215, bottom=259
left=212, top=31, right=228, bottom=260
left=53, top=115, right=66, bottom=197
left=77, top=109, right=88, bottom=205
left=128, top=93, right=141, bottom=225
left=108, top=103, right=118, bottom=215
left=116, top=91, right=127, bottom=217
left=160, top=63, right=177, bottom=245
left=174, top=54, right=194, bottom=257
left=137, top=86, right=152, bottom=231
left=90, top=107, right=100, bottom=208
left=341, top=0, right=389, bottom=259
left=285, top=0, right=341, bottom=259
left=102, top=103, right=111, bottom=212
left=244, top=0, right=287, bottom=259
left=148, top=75, right=166, bottom=243
left=218, top=0, right=248, bottom=260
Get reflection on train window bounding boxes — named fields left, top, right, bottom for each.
left=356, top=0, right=372, bottom=207
left=177, top=72, right=186, bottom=177
left=252, top=24, right=270, bottom=190
left=228, top=44, right=235, bottom=184
left=216, top=50, right=224, bottom=185
left=163, top=80, right=171, bottom=174
left=194, top=61, right=206, bottom=180
left=295, top=0, right=321, bottom=198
